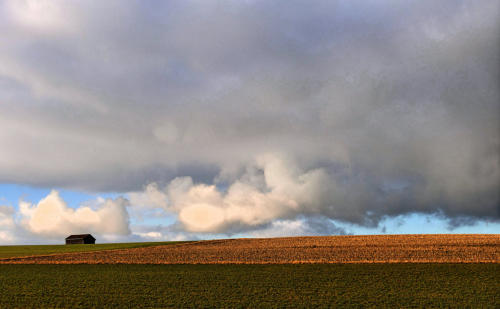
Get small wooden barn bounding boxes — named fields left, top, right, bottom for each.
left=65, top=234, right=96, bottom=245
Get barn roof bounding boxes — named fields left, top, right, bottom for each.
left=65, top=234, right=95, bottom=240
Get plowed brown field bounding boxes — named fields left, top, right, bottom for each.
left=1, top=234, right=498, bottom=264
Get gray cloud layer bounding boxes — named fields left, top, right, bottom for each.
left=0, top=0, right=498, bottom=233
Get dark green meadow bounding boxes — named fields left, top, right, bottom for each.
left=0, top=264, right=498, bottom=308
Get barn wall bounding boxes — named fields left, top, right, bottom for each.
left=83, top=238, right=95, bottom=244
left=66, top=239, right=84, bottom=245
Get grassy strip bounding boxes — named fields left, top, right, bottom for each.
left=0, top=264, right=498, bottom=308
left=0, top=241, right=189, bottom=259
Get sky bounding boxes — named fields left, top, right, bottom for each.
left=0, top=0, right=499, bottom=244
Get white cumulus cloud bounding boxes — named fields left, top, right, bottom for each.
left=18, top=190, right=130, bottom=238
left=0, top=205, right=16, bottom=244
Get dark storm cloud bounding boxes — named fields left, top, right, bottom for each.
left=0, top=0, right=498, bottom=232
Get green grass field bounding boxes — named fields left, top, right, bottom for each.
left=0, top=264, right=497, bottom=308
left=0, top=241, right=187, bottom=259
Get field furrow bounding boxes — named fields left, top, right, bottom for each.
left=1, top=234, right=498, bottom=264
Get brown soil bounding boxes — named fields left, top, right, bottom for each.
left=1, top=234, right=498, bottom=264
